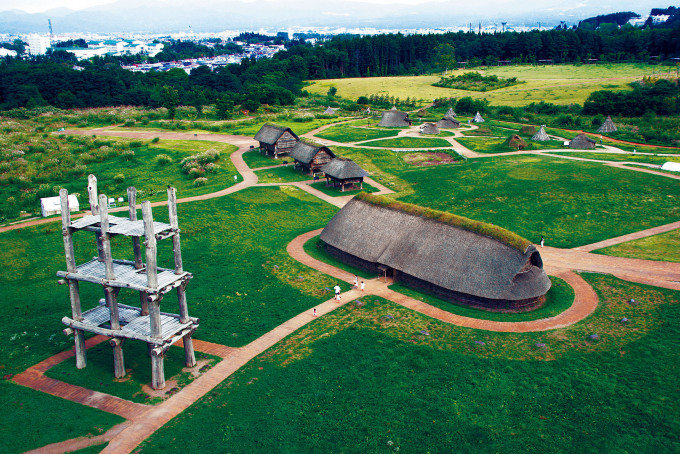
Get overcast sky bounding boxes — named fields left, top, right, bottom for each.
left=4, top=0, right=440, bottom=14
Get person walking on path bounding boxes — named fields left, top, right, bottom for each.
left=234, top=175, right=238, bottom=182
left=540, top=236, right=545, bottom=248
left=334, top=284, right=341, bottom=301
left=353, top=275, right=359, bottom=288
left=313, top=308, right=317, bottom=317
left=360, top=281, right=365, bottom=292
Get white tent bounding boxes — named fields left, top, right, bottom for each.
left=473, top=112, right=485, bottom=123
left=323, top=106, right=335, bottom=115
left=660, top=162, right=680, bottom=172
left=40, top=195, right=79, bottom=217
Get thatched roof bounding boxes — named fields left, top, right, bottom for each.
left=569, top=133, right=596, bottom=149
left=289, top=142, right=335, bottom=165
left=531, top=125, right=550, bottom=141
left=320, top=194, right=550, bottom=302
left=437, top=117, right=460, bottom=129
left=324, top=106, right=336, bottom=115
left=378, top=110, right=412, bottom=127
left=321, top=158, right=369, bottom=180
left=505, top=134, right=527, bottom=149
left=445, top=108, right=457, bottom=118
left=473, top=112, right=485, bottom=123
left=253, top=124, right=299, bottom=145
left=597, top=115, right=617, bottom=133
left=390, top=105, right=398, bottom=110
left=420, top=123, right=440, bottom=135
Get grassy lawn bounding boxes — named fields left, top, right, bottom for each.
left=315, top=125, right=400, bottom=142
left=45, top=342, right=221, bottom=404
left=456, top=137, right=566, bottom=153
left=218, top=117, right=346, bottom=136
left=357, top=136, right=451, bottom=148
left=308, top=181, right=379, bottom=196
left=1, top=381, right=125, bottom=453
left=305, top=64, right=652, bottom=107
left=396, top=155, right=680, bottom=248
left=254, top=165, right=315, bottom=183
left=304, top=236, right=379, bottom=279
left=549, top=151, right=680, bottom=165
left=593, top=228, right=680, bottom=263
left=137, top=274, right=680, bottom=453
left=389, top=275, right=574, bottom=322
left=241, top=149, right=281, bottom=169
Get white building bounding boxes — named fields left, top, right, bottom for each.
left=40, top=195, right=79, bottom=217
left=0, top=48, right=17, bottom=57
left=27, top=35, right=51, bottom=55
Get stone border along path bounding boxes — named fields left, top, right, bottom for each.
left=6, top=123, right=680, bottom=453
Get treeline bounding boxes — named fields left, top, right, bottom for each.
left=583, top=78, right=680, bottom=116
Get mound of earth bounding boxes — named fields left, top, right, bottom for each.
left=403, top=152, right=459, bottom=166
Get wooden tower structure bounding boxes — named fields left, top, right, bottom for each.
left=57, top=175, right=199, bottom=389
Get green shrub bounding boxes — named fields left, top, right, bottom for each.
left=129, top=140, right=143, bottom=148
left=124, top=120, right=135, bottom=127
left=193, top=177, right=208, bottom=187
left=188, top=168, right=204, bottom=179
left=151, top=137, right=160, bottom=144
left=121, top=149, right=135, bottom=161
left=113, top=173, right=125, bottom=184
left=156, top=154, right=172, bottom=165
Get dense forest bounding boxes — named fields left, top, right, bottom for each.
left=2, top=24, right=680, bottom=115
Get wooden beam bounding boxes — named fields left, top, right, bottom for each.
left=142, top=201, right=158, bottom=289
left=167, top=187, right=183, bottom=274
left=128, top=187, right=148, bottom=315
left=151, top=350, right=165, bottom=390
left=110, top=338, right=125, bottom=379
left=99, top=194, right=115, bottom=279
left=87, top=174, right=99, bottom=215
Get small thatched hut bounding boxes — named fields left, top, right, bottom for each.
left=473, top=112, right=485, bottom=123
left=323, top=106, right=336, bottom=115
left=505, top=134, right=528, bottom=150
left=437, top=117, right=460, bottom=129
left=254, top=124, right=299, bottom=158
left=289, top=142, right=335, bottom=176
left=445, top=108, right=457, bottom=118
left=597, top=115, right=617, bottom=133
left=420, top=123, right=440, bottom=135
left=320, top=193, right=551, bottom=311
left=321, top=158, right=369, bottom=191
left=569, top=134, right=596, bottom=149
left=531, top=125, right=550, bottom=141
left=378, top=110, right=412, bottom=127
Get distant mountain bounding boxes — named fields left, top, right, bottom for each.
left=0, top=0, right=668, bottom=34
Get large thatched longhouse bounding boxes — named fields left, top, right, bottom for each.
left=320, top=194, right=551, bottom=311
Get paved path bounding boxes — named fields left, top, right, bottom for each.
left=575, top=221, right=680, bottom=252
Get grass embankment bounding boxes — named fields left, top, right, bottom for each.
left=357, top=136, right=451, bottom=148
left=396, top=155, right=680, bottom=248
left=389, top=275, right=574, bottom=322
left=314, top=125, right=399, bottom=142
left=137, top=274, right=680, bottom=453
left=594, top=229, right=680, bottom=263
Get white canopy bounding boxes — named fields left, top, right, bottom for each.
left=40, top=195, right=79, bottom=217
left=660, top=162, right=680, bottom=172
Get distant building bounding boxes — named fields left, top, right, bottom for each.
left=27, top=35, right=51, bottom=55
left=41, top=195, right=79, bottom=217
left=0, top=48, right=17, bottom=57
left=569, top=134, right=596, bottom=149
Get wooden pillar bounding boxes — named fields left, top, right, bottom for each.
left=60, top=189, right=86, bottom=369
left=128, top=187, right=148, bottom=315
left=142, top=201, right=165, bottom=389
left=88, top=174, right=104, bottom=260
left=100, top=195, right=124, bottom=378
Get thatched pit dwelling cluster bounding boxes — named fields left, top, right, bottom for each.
left=320, top=194, right=551, bottom=312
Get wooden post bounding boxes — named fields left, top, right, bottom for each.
left=151, top=349, right=165, bottom=389
left=167, top=187, right=183, bottom=274
left=88, top=174, right=104, bottom=259
left=128, top=187, right=148, bottom=315
left=110, top=338, right=125, bottom=379
left=60, top=189, right=86, bottom=369
left=99, top=194, right=115, bottom=279
left=142, top=200, right=165, bottom=389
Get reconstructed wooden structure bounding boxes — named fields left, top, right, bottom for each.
left=57, top=175, right=199, bottom=390
left=254, top=124, right=299, bottom=158
left=289, top=142, right=335, bottom=176
left=378, top=110, right=412, bottom=127
left=320, top=158, right=369, bottom=192
left=569, top=133, right=596, bottom=149
left=531, top=125, right=550, bottom=141
left=473, top=112, right=485, bottom=123
left=420, top=123, right=440, bottom=135
left=597, top=115, right=617, bottom=133
left=320, top=193, right=551, bottom=312
left=437, top=117, right=460, bottom=129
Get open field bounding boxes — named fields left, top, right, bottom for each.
left=455, top=136, right=566, bottom=153
left=305, top=64, right=654, bottom=106
left=315, top=124, right=399, bottom=142
left=357, top=136, right=452, bottom=148
left=593, top=229, right=680, bottom=263
left=254, top=165, right=316, bottom=183
left=137, top=274, right=680, bottom=453
left=549, top=151, right=680, bottom=165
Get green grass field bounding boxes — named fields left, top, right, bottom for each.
left=308, top=181, right=379, bottom=196
left=315, top=125, right=400, bottom=142
left=254, top=165, right=316, bottom=183
left=550, top=151, right=680, bottom=165
left=357, top=136, right=452, bottom=148
left=456, top=137, right=566, bottom=153
left=241, top=149, right=282, bottom=169
left=594, top=228, right=680, bottom=263
left=137, top=274, right=680, bottom=453
left=305, top=64, right=653, bottom=107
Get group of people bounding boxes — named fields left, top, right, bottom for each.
left=315, top=275, right=365, bottom=317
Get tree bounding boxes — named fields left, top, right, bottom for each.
left=435, top=43, right=456, bottom=70
left=192, top=88, right=207, bottom=118
left=214, top=94, right=234, bottom=120
left=327, top=86, right=338, bottom=96
left=161, top=85, right=179, bottom=122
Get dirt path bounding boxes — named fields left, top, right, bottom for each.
left=574, top=221, right=680, bottom=252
